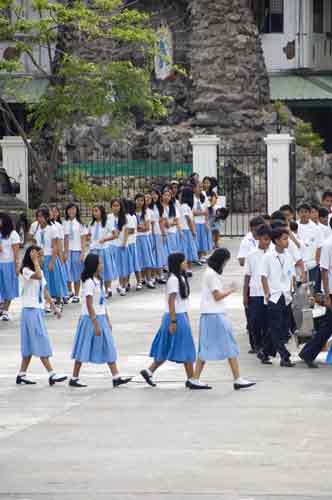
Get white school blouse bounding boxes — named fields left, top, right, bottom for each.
left=163, top=206, right=180, bottom=234
left=260, top=249, right=295, bottom=305
left=151, top=206, right=162, bottom=236
left=21, top=268, right=47, bottom=309
left=135, top=211, right=150, bottom=237
left=165, top=274, right=189, bottom=313
left=89, top=220, right=114, bottom=251
left=237, top=231, right=257, bottom=260
left=193, top=197, right=208, bottom=224
left=319, top=235, right=332, bottom=292
left=81, top=278, right=107, bottom=316
left=200, top=267, right=225, bottom=314
left=0, top=230, right=20, bottom=263
left=180, top=204, right=193, bottom=231
left=34, top=224, right=58, bottom=256
left=107, top=214, right=128, bottom=247
left=127, top=214, right=137, bottom=245
left=63, top=219, right=87, bottom=251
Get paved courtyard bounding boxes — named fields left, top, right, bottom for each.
left=0, top=239, right=332, bottom=500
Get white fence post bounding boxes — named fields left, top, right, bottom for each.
left=189, top=135, right=220, bottom=180
left=0, top=136, right=29, bottom=207
left=264, top=133, right=294, bottom=214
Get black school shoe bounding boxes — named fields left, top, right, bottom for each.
left=280, top=359, right=296, bottom=367
left=233, top=381, right=256, bottom=391
left=257, top=351, right=273, bottom=365
left=69, top=378, right=88, bottom=388
left=140, top=369, right=156, bottom=387
left=113, top=376, right=132, bottom=388
left=186, top=380, right=212, bottom=390
left=16, top=375, right=36, bottom=385
left=49, top=374, right=68, bottom=386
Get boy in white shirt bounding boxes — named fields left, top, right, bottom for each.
left=237, top=216, right=265, bottom=267
left=243, top=225, right=271, bottom=357
left=318, top=207, right=332, bottom=240
left=297, top=203, right=323, bottom=291
left=321, top=191, right=332, bottom=214
left=261, top=227, right=296, bottom=367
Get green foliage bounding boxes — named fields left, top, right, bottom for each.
left=272, top=100, right=289, bottom=126
left=295, top=120, right=324, bottom=157
left=0, top=0, right=169, bottom=151
left=68, top=173, right=119, bottom=205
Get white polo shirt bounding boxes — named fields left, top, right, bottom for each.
left=320, top=235, right=332, bottom=293
left=165, top=274, right=189, bottom=313
left=297, top=221, right=323, bottom=270
left=63, top=219, right=87, bottom=251
left=34, top=224, right=58, bottom=256
left=21, top=268, right=47, bottom=309
left=245, top=247, right=270, bottom=297
left=81, top=278, right=107, bottom=316
left=0, top=230, right=20, bottom=263
left=200, top=267, right=225, bottom=313
left=319, top=223, right=332, bottom=241
left=261, top=248, right=295, bottom=305
left=237, top=232, right=258, bottom=260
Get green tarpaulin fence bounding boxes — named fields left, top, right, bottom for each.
left=57, top=160, right=193, bottom=178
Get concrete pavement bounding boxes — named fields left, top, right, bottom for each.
left=0, top=238, right=332, bottom=500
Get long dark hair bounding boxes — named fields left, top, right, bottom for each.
left=81, top=253, right=100, bottom=282
left=51, top=205, right=62, bottom=224
left=65, top=203, right=81, bottom=223
left=208, top=192, right=218, bottom=216
left=135, top=193, right=147, bottom=223
left=111, top=198, right=127, bottom=231
left=207, top=248, right=231, bottom=275
left=168, top=252, right=190, bottom=299
left=36, top=208, right=52, bottom=226
left=152, top=189, right=164, bottom=217
left=92, top=205, right=107, bottom=228
left=181, top=187, right=194, bottom=209
left=162, top=187, right=176, bottom=218
left=0, top=212, right=14, bottom=238
left=21, top=245, right=42, bottom=273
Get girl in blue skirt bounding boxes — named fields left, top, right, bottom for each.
left=161, top=187, right=181, bottom=259
left=63, top=203, right=87, bottom=303
left=122, top=199, right=141, bottom=291
left=179, top=188, right=198, bottom=277
left=88, top=205, right=117, bottom=299
left=193, top=248, right=256, bottom=391
left=135, top=193, right=156, bottom=290
left=0, top=213, right=20, bottom=321
left=140, top=252, right=210, bottom=390
left=149, top=190, right=167, bottom=284
left=108, top=199, right=130, bottom=296
left=33, top=208, right=68, bottom=308
left=50, top=206, right=70, bottom=303
left=17, top=245, right=67, bottom=386
left=69, top=253, right=132, bottom=388
left=193, top=183, right=213, bottom=262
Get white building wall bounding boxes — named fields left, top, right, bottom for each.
left=262, top=0, right=332, bottom=73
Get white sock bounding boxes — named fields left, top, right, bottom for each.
left=112, top=374, right=121, bottom=380
left=49, top=371, right=55, bottom=378
left=235, top=377, right=251, bottom=384
left=18, top=371, right=26, bottom=377
left=189, top=378, right=201, bottom=386
left=146, top=368, right=153, bottom=377
left=71, top=376, right=78, bottom=381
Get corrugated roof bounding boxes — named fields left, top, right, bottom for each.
left=270, top=75, right=332, bottom=101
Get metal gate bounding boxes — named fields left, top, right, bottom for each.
left=217, top=144, right=268, bottom=237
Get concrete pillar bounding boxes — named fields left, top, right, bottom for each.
left=0, top=136, right=29, bottom=206
left=264, top=133, right=294, bottom=214
left=189, top=135, right=220, bottom=180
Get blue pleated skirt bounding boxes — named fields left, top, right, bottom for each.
left=0, top=261, right=19, bottom=300
left=128, top=243, right=141, bottom=274
left=150, top=312, right=196, bottom=363
left=43, top=256, right=68, bottom=299
left=198, top=313, right=239, bottom=361
left=21, top=308, right=53, bottom=358
left=181, top=230, right=199, bottom=263
left=326, top=345, right=332, bottom=364
left=113, top=245, right=130, bottom=279
left=136, top=235, right=155, bottom=270
left=195, top=223, right=213, bottom=253
left=151, top=234, right=167, bottom=269
left=165, top=232, right=179, bottom=256
left=71, top=314, right=117, bottom=364
left=66, top=251, right=83, bottom=283
left=91, top=248, right=118, bottom=281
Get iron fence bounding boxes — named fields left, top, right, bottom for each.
left=217, top=144, right=268, bottom=237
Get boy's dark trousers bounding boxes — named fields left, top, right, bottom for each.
left=248, top=296, right=268, bottom=352
left=309, top=265, right=322, bottom=293
left=299, top=308, right=332, bottom=363
left=262, top=295, right=292, bottom=361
